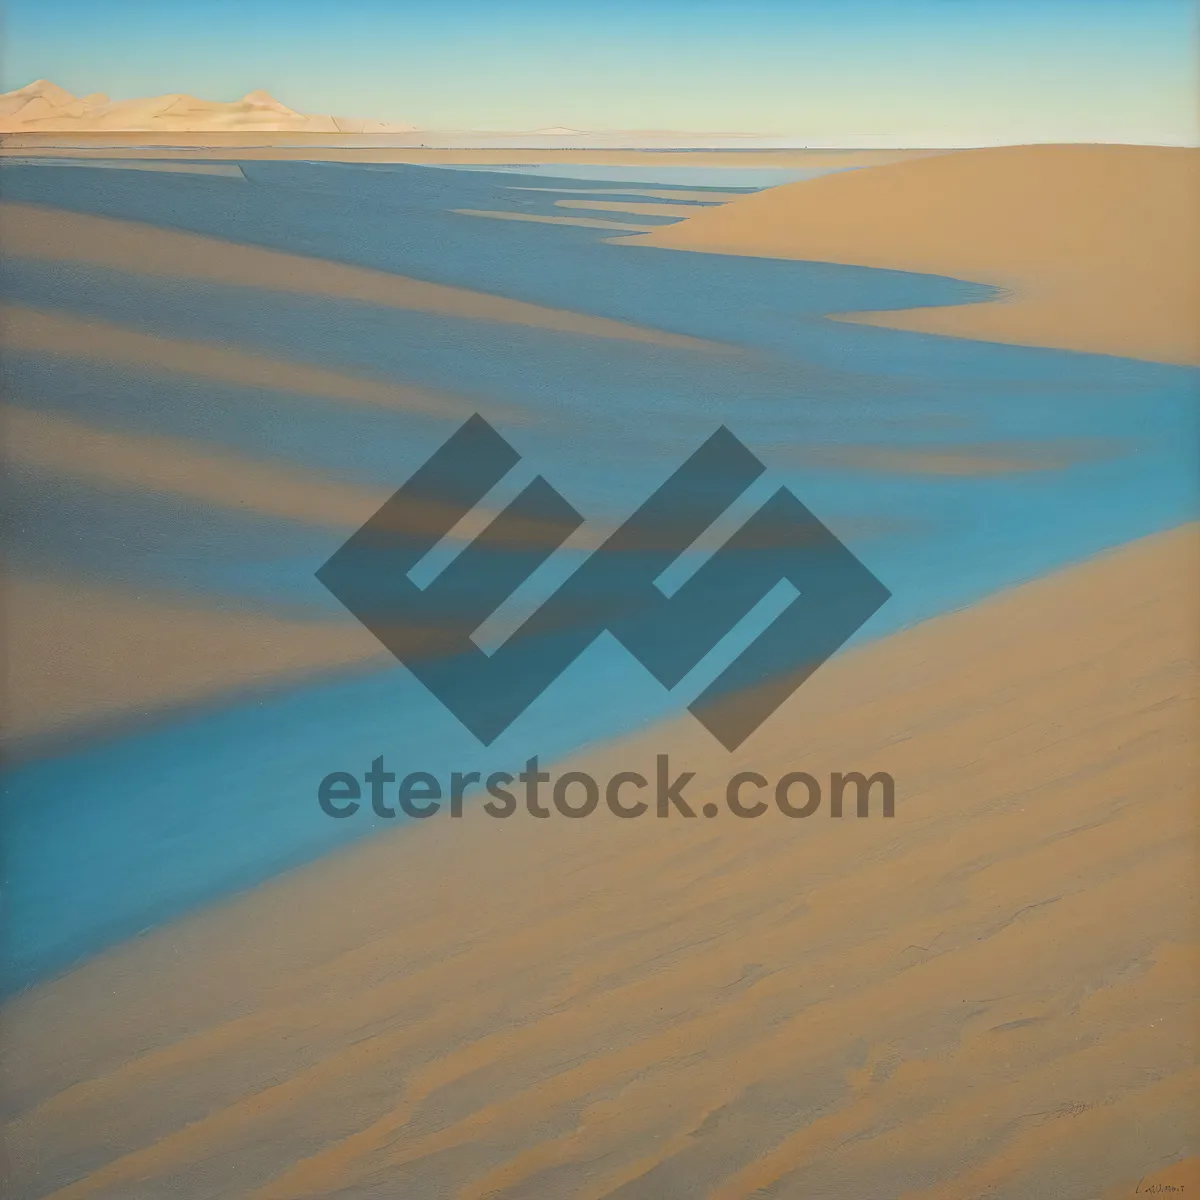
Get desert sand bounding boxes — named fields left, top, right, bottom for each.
left=0, top=80, right=416, bottom=135
left=637, top=144, right=1200, bottom=366
left=3, top=524, right=1195, bottom=1198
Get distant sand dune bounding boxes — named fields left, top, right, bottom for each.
left=0, top=80, right=417, bottom=134
left=636, top=144, right=1200, bottom=365
left=3, top=525, right=1195, bottom=1198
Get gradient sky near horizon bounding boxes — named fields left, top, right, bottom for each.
left=3, top=0, right=1197, bottom=143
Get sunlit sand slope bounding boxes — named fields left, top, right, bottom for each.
left=3, top=524, right=1195, bottom=1199
left=637, top=144, right=1200, bottom=365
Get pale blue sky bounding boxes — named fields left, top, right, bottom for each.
left=3, top=0, right=1197, bottom=142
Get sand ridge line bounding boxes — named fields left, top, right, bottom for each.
left=452, top=207, right=661, bottom=233
left=2, top=303, right=475, bottom=419
left=2, top=405, right=394, bottom=529
left=0, top=574, right=385, bottom=746
left=3, top=405, right=761, bottom=554
left=0, top=157, right=247, bottom=177
left=0, top=142, right=945, bottom=167
left=511, top=187, right=750, bottom=203
left=780, top=438, right=1128, bottom=476
left=1, top=202, right=728, bottom=354
left=554, top=198, right=722, bottom=219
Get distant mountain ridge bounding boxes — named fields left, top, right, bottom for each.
left=0, top=80, right=419, bottom=133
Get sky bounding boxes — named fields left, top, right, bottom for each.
left=3, top=0, right=1197, bottom=144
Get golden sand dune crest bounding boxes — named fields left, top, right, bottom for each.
left=636, top=144, right=1200, bottom=365
left=4, top=525, right=1195, bottom=1198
